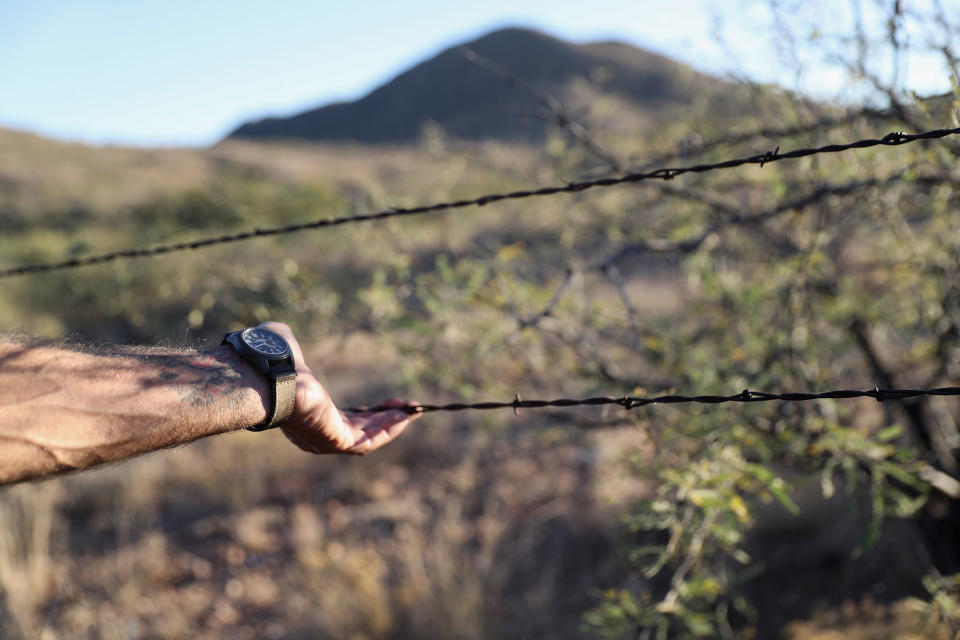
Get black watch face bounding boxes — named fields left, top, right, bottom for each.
left=241, top=327, right=291, bottom=357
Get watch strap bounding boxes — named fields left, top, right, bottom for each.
left=268, top=370, right=297, bottom=431
left=247, top=367, right=297, bottom=432
left=221, top=330, right=298, bottom=432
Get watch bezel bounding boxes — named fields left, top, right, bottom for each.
left=239, top=327, right=292, bottom=358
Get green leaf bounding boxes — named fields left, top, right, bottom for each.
left=876, top=424, right=903, bottom=442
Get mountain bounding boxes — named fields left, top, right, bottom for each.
left=228, top=27, right=727, bottom=144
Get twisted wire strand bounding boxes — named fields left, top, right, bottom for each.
left=345, top=386, right=960, bottom=414
left=630, top=105, right=903, bottom=169
left=2, top=127, right=957, bottom=279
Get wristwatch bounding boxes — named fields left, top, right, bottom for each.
left=222, top=326, right=297, bottom=431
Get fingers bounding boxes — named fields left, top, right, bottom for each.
left=350, top=397, right=422, bottom=415
left=283, top=393, right=420, bottom=456
left=380, top=397, right=414, bottom=409
left=344, top=398, right=422, bottom=455
left=253, top=322, right=421, bottom=457
left=346, top=408, right=415, bottom=455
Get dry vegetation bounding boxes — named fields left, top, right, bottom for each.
left=0, top=407, right=646, bottom=639
left=3, top=17, right=960, bottom=636
left=0, top=130, right=651, bottom=639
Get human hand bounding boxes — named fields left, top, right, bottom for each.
left=258, top=321, right=420, bottom=455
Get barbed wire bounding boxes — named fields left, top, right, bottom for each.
left=346, top=386, right=960, bottom=414
left=632, top=107, right=898, bottom=170
left=2, top=126, right=957, bottom=279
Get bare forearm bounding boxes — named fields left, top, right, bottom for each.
left=0, top=340, right=269, bottom=485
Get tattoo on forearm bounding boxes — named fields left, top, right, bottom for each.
left=68, top=343, right=251, bottom=410
left=0, top=341, right=259, bottom=484
left=157, top=352, right=247, bottom=409
left=0, top=342, right=251, bottom=412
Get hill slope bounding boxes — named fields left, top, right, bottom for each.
left=228, top=27, right=726, bottom=144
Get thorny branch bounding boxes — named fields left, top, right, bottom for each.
left=461, top=47, right=626, bottom=172
left=515, top=170, right=918, bottom=336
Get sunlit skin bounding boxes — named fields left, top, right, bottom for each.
left=0, top=321, right=419, bottom=485
left=263, top=322, right=421, bottom=456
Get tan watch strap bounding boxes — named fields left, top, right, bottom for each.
left=248, top=369, right=297, bottom=432
left=269, top=372, right=297, bottom=428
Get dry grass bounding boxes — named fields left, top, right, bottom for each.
left=785, top=598, right=956, bottom=640
left=0, top=123, right=953, bottom=639
left=0, top=398, right=639, bottom=638
left=0, top=305, right=644, bottom=638
left=0, top=128, right=213, bottom=215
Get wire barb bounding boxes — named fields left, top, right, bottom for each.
left=2, top=126, right=958, bottom=279
left=759, top=147, right=780, bottom=167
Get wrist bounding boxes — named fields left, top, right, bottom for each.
left=220, top=326, right=298, bottom=431
left=204, top=345, right=271, bottom=431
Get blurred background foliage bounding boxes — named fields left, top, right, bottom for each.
left=3, top=1, right=960, bottom=638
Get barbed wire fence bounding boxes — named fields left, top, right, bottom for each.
left=4, top=69, right=960, bottom=421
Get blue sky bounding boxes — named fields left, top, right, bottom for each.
left=0, top=1, right=953, bottom=147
